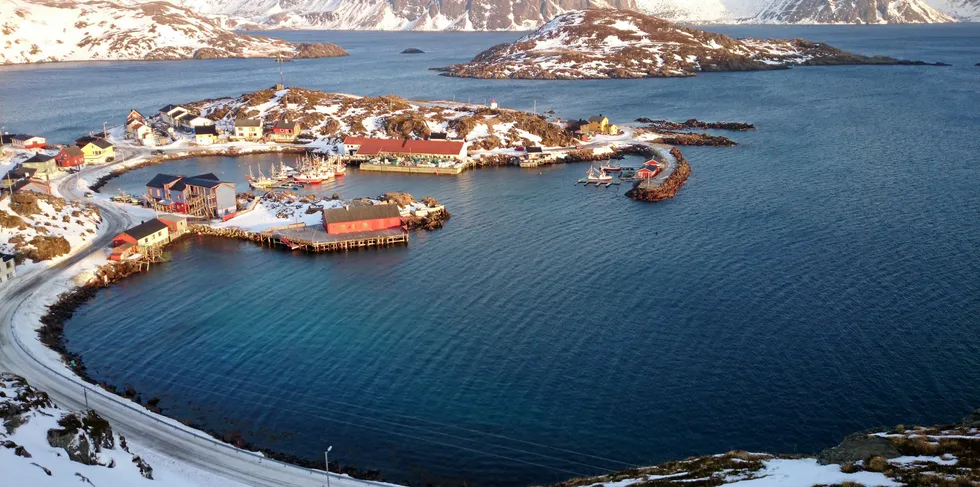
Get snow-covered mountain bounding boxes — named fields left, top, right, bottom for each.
left=436, top=9, right=935, bottom=80
left=0, top=0, right=347, bottom=64
left=751, top=0, right=956, bottom=23
left=126, top=0, right=641, bottom=31
left=927, top=0, right=980, bottom=19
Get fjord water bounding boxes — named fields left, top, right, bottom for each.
left=4, top=25, right=979, bottom=486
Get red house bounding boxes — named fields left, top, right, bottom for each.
left=12, top=135, right=46, bottom=150
left=636, top=162, right=662, bottom=179
left=55, top=146, right=85, bottom=168
left=271, top=120, right=301, bottom=143
left=322, top=204, right=402, bottom=235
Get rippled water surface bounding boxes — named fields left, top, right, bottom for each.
left=3, top=24, right=980, bottom=486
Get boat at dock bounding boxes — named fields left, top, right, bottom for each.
left=600, top=160, right=622, bottom=172
left=247, top=166, right=276, bottom=189
left=293, top=154, right=335, bottom=184
left=586, top=165, right=613, bottom=183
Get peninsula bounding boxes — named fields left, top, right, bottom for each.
left=435, top=9, right=944, bottom=80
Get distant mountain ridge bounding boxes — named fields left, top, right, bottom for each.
left=117, top=0, right=977, bottom=28
left=0, top=0, right=347, bottom=64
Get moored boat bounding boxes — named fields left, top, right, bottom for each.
left=586, top=165, right=613, bottom=182
left=600, top=160, right=622, bottom=172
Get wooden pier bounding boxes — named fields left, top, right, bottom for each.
left=576, top=179, right=622, bottom=187
left=191, top=224, right=408, bottom=253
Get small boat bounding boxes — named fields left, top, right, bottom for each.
left=247, top=166, right=276, bottom=189
left=600, top=160, right=622, bottom=172
left=586, top=165, right=613, bottom=183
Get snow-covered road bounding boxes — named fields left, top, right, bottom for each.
left=0, top=143, right=392, bottom=487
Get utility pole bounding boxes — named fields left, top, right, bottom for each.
left=324, top=445, right=333, bottom=487
left=83, top=388, right=88, bottom=409
left=103, top=121, right=108, bottom=139
left=533, top=100, right=536, bottom=116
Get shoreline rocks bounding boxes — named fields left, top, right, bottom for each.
left=636, top=118, right=755, bottom=131
left=655, top=133, right=737, bottom=146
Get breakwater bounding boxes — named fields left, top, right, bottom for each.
left=90, top=146, right=309, bottom=193
left=626, top=147, right=692, bottom=202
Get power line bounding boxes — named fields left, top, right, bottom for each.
left=104, top=357, right=640, bottom=469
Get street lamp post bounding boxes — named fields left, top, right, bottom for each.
left=325, top=445, right=333, bottom=487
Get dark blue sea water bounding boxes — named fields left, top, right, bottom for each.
left=4, top=24, right=979, bottom=486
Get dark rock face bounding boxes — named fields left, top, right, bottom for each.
left=401, top=48, right=425, bottom=54
left=817, top=434, right=901, bottom=465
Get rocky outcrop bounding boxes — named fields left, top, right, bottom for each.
left=626, top=147, right=691, bottom=202
left=636, top=118, right=756, bottom=131
left=655, top=133, right=737, bottom=146
left=436, top=9, right=941, bottom=80
left=401, top=48, right=425, bottom=54
left=817, top=433, right=901, bottom=464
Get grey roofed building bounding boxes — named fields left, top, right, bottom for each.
left=322, top=204, right=401, bottom=225
left=23, top=153, right=55, bottom=163
left=235, top=119, right=262, bottom=127
left=588, top=115, right=606, bottom=123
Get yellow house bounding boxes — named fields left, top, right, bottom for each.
left=194, top=125, right=219, bottom=145
left=79, top=139, right=115, bottom=164
left=234, top=119, right=263, bottom=141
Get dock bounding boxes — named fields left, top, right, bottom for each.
left=359, top=163, right=466, bottom=175
left=576, top=179, right=622, bottom=187
left=270, top=226, right=408, bottom=252
left=193, top=225, right=409, bottom=253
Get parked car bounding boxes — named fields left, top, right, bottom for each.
left=151, top=150, right=164, bottom=155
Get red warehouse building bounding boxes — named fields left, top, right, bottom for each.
left=322, top=204, right=402, bottom=235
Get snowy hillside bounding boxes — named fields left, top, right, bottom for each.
left=927, top=0, right=980, bottom=19
left=0, top=0, right=347, bottom=64
left=751, top=0, right=956, bottom=23
left=0, top=373, right=248, bottom=487
left=437, top=9, right=936, bottom=80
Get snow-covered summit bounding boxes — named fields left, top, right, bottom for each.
left=0, top=0, right=347, bottom=64
left=751, top=0, right=957, bottom=23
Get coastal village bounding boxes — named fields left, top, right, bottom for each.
left=0, top=85, right=734, bottom=284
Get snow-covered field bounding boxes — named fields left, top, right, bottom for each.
left=0, top=193, right=102, bottom=277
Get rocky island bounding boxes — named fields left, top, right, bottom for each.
left=400, top=48, right=425, bottom=54
left=0, top=0, right=347, bottom=64
left=435, top=9, right=942, bottom=80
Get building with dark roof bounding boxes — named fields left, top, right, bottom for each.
left=322, top=204, right=402, bottom=235
left=234, top=119, right=263, bottom=141
left=1, top=252, right=15, bottom=282
left=271, top=120, right=301, bottom=143
left=113, top=219, right=170, bottom=250
left=194, top=124, right=219, bottom=145
left=12, top=178, right=52, bottom=195
left=145, top=173, right=236, bottom=218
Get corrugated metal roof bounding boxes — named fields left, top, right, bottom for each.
left=195, top=125, right=218, bottom=135
left=322, top=204, right=400, bottom=224
left=236, top=119, right=262, bottom=127
left=146, top=174, right=181, bottom=189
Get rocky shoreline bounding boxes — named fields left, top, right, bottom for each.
left=636, top=118, right=756, bottom=131
left=626, top=147, right=692, bottom=202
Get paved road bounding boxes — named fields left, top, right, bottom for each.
left=0, top=142, right=388, bottom=487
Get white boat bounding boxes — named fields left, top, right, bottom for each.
left=247, top=166, right=276, bottom=189
left=586, top=165, right=612, bottom=183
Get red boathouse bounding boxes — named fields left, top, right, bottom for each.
left=322, top=204, right=402, bottom=235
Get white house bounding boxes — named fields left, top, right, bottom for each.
left=0, top=253, right=15, bottom=283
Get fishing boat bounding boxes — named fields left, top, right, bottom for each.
left=600, top=160, right=622, bottom=172
left=586, top=165, right=613, bottom=183
left=330, top=156, right=346, bottom=176
left=247, top=166, right=276, bottom=189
